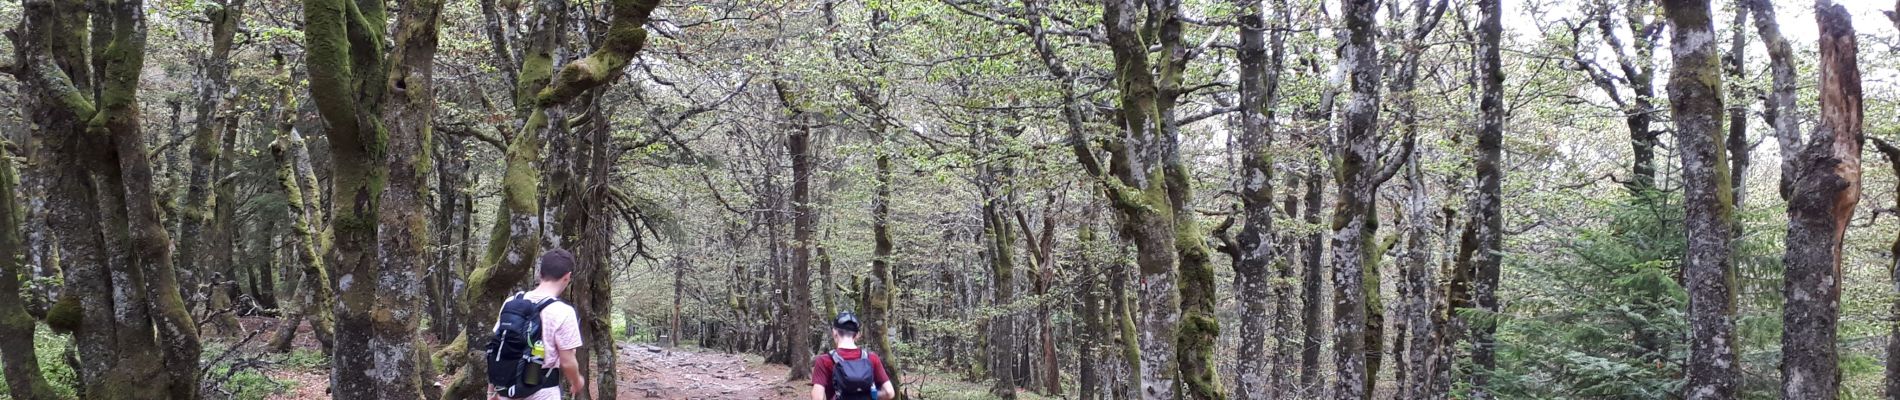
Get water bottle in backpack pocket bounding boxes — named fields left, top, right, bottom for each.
left=485, top=293, right=564, bottom=398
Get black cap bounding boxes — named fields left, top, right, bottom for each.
left=833, top=311, right=861, bottom=332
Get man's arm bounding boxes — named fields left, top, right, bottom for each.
left=878, top=382, right=895, bottom=400
left=560, top=348, right=584, bottom=397
left=811, top=383, right=827, bottom=400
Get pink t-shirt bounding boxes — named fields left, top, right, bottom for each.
left=509, top=291, right=582, bottom=400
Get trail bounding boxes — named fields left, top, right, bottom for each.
left=615, top=343, right=803, bottom=399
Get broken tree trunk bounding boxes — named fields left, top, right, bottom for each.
left=1780, top=4, right=1862, bottom=399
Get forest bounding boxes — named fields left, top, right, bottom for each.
left=0, top=0, right=1897, bottom=398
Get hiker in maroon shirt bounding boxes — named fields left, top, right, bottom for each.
left=811, top=312, right=894, bottom=400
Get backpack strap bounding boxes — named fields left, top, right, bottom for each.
left=532, top=297, right=561, bottom=312
left=828, top=350, right=847, bottom=399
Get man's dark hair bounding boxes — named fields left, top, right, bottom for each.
left=538, top=249, right=576, bottom=281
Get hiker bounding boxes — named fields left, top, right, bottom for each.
left=486, top=249, right=586, bottom=400
left=811, top=311, right=896, bottom=400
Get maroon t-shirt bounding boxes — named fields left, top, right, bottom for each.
left=811, top=348, right=890, bottom=387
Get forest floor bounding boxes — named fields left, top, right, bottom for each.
left=228, top=317, right=1035, bottom=400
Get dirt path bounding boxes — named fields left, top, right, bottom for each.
left=615, top=343, right=804, bottom=399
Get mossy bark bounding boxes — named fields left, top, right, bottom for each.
left=269, top=118, right=337, bottom=353
left=1330, top=0, right=1408, bottom=398
left=980, top=198, right=1018, bottom=399
left=0, top=139, right=57, bottom=400
left=18, top=0, right=124, bottom=391
left=1092, top=1, right=1213, bottom=398
left=1229, top=0, right=1285, bottom=396
left=1656, top=1, right=1743, bottom=399
left=303, top=0, right=446, bottom=394
left=94, top=0, right=204, bottom=394
left=176, top=0, right=247, bottom=325
left=441, top=1, right=660, bottom=397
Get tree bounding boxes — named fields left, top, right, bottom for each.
left=1658, top=0, right=1740, bottom=398
left=1331, top=0, right=1413, bottom=397
left=1229, top=0, right=1286, bottom=396
left=1470, top=0, right=1504, bottom=397
left=776, top=79, right=819, bottom=382
left=12, top=0, right=203, bottom=395
left=440, top=0, right=662, bottom=396
left=303, top=0, right=448, bottom=393
left=0, top=139, right=55, bottom=400
left=1741, top=0, right=1799, bottom=201
left=1872, top=138, right=1900, bottom=400
left=1077, top=0, right=1222, bottom=398
left=175, top=0, right=248, bottom=334
left=1780, top=4, right=1862, bottom=399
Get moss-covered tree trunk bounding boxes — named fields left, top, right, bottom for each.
left=1657, top=1, right=1742, bottom=399
left=374, top=0, right=447, bottom=396
left=92, top=0, right=205, bottom=393
left=980, top=198, right=1016, bottom=399
left=1330, top=0, right=1408, bottom=398
left=1229, top=0, right=1287, bottom=396
left=14, top=0, right=129, bottom=394
left=176, top=0, right=246, bottom=327
left=1779, top=5, right=1862, bottom=399
left=0, top=138, right=56, bottom=400
left=268, top=116, right=337, bottom=353
left=204, top=111, right=244, bottom=336
left=304, top=0, right=447, bottom=394
left=1088, top=1, right=1221, bottom=398
left=440, top=2, right=658, bottom=397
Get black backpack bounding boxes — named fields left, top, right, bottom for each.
left=827, top=349, right=878, bottom=400
left=485, top=293, right=563, bottom=398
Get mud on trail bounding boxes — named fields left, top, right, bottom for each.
left=616, top=343, right=804, bottom=399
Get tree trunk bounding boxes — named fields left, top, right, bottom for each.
left=306, top=0, right=447, bottom=392
left=269, top=118, right=336, bottom=353
left=1724, top=5, right=1750, bottom=211
left=1469, top=0, right=1504, bottom=397
left=980, top=195, right=1017, bottom=398
left=440, top=1, right=658, bottom=396
left=864, top=85, right=905, bottom=400
left=15, top=0, right=129, bottom=394
left=1299, top=162, right=1324, bottom=396
left=1659, top=1, right=1744, bottom=399
left=1741, top=0, right=1799, bottom=201
left=430, top=131, right=468, bottom=343
left=88, top=0, right=206, bottom=394
left=1079, top=225, right=1105, bottom=400
left=1873, top=138, right=1900, bottom=400
left=1385, top=2, right=1447, bottom=396
left=204, top=112, right=244, bottom=335
left=776, top=79, right=818, bottom=382
left=176, top=0, right=246, bottom=326
left=0, top=136, right=56, bottom=400
left=1231, top=0, right=1285, bottom=396
left=1780, top=5, right=1862, bottom=399
left=1332, top=0, right=1406, bottom=397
